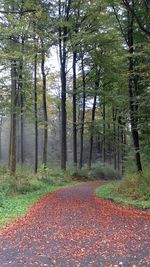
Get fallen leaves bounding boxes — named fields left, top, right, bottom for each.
left=0, top=182, right=150, bottom=266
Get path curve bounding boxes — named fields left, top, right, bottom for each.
left=0, top=182, right=150, bottom=267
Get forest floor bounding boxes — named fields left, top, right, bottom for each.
left=0, top=181, right=150, bottom=267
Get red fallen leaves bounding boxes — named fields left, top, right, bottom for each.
left=0, top=181, right=150, bottom=266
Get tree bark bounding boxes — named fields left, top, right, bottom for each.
left=79, top=53, right=86, bottom=169
left=88, top=68, right=100, bottom=168
left=34, top=40, right=38, bottom=173
left=18, top=48, right=24, bottom=167
left=41, top=40, right=48, bottom=167
left=112, top=107, right=117, bottom=170
left=88, top=95, right=97, bottom=169
left=58, top=0, right=71, bottom=170
left=72, top=51, right=77, bottom=166
left=9, top=61, right=17, bottom=174
left=127, top=4, right=142, bottom=172
left=117, top=120, right=120, bottom=172
left=103, top=100, right=106, bottom=163
left=108, top=123, right=112, bottom=164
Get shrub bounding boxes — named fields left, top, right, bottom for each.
left=38, top=165, right=69, bottom=184
left=17, top=183, right=41, bottom=194
left=114, top=171, right=150, bottom=200
left=0, top=183, right=11, bottom=206
left=68, top=166, right=89, bottom=179
left=89, top=162, right=119, bottom=180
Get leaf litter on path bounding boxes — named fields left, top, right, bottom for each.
left=0, top=182, right=150, bottom=266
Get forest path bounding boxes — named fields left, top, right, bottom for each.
left=0, top=181, right=150, bottom=267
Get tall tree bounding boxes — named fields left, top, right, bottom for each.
left=79, top=52, right=86, bottom=169
left=41, top=39, right=48, bottom=167
left=72, top=51, right=77, bottom=166
left=58, top=0, right=72, bottom=170
left=127, top=2, right=142, bottom=172
left=9, top=60, right=17, bottom=174
left=34, top=36, right=38, bottom=173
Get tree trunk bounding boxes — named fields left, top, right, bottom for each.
left=88, top=95, right=97, bottom=169
left=108, top=123, right=112, bottom=164
left=112, top=107, right=117, bottom=170
left=88, top=67, right=100, bottom=168
left=117, top=120, right=120, bottom=172
left=41, top=40, right=48, bottom=167
left=34, top=40, right=38, bottom=173
left=9, top=61, right=17, bottom=174
left=79, top=53, right=86, bottom=169
left=18, top=49, right=24, bottom=167
left=72, top=51, right=77, bottom=166
left=20, top=64, right=24, bottom=166
left=127, top=5, right=142, bottom=172
left=58, top=0, right=71, bottom=170
left=103, top=100, right=106, bottom=163
left=16, top=117, right=20, bottom=163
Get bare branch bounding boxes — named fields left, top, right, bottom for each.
left=112, top=5, right=129, bottom=46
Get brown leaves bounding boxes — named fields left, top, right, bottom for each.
left=0, top=182, right=150, bottom=266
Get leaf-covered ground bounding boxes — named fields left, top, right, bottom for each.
left=0, top=182, right=150, bottom=267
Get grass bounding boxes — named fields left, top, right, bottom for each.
left=0, top=165, right=78, bottom=228
left=96, top=171, right=150, bottom=209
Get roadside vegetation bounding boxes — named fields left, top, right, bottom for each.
left=0, top=165, right=78, bottom=228
left=0, top=159, right=150, bottom=229
left=96, top=171, right=150, bottom=209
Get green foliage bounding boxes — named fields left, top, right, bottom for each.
left=68, top=166, right=89, bottom=179
left=17, top=183, right=41, bottom=194
left=0, top=182, right=77, bottom=228
left=89, top=162, right=119, bottom=180
left=0, top=165, right=71, bottom=206
left=67, top=162, right=119, bottom=180
left=38, top=164, right=70, bottom=184
left=115, top=171, right=150, bottom=201
left=96, top=171, right=150, bottom=209
left=0, top=165, right=78, bottom=228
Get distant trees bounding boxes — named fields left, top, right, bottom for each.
left=0, top=0, right=149, bottom=174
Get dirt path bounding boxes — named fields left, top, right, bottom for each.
left=0, top=182, right=150, bottom=267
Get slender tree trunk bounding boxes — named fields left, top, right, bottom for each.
left=41, top=40, right=48, bottom=167
left=60, top=55, right=67, bottom=170
left=88, top=68, right=100, bottom=168
left=127, top=5, right=142, bottom=172
left=97, top=136, right=101, bottom=154
left=88, top=95, right=97, bottom=168
left=108, top=123, right=112, bottom=164
left=72, top=51, right=77, bottom=166
left=16, top=117, right=20, bottom=163
left=79, top=53, right=86, bottom=169
left=121, top=123, right=126, bottom=175
left=112, top=107, right=117, bottom=170
left=103, top=100, right=106, bottom=163
left=58, top=0, right=71, bottom=170
left=20, top=64, right=24, bottom=166
left=18, top=48, right=24, bottom=167
left=8, top=116, right=12, bottom=168
left=9, top=61, right=17, bottom=174
left=34, top=40, right=38, bottom=173
left=117, top=121, right=120, bottom=172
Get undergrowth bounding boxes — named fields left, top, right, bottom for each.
left=0, top=165, right=77, bottom=228
left=96, top=171, right=150, bottom=209
left=68, top=162, right=119, bottom=180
